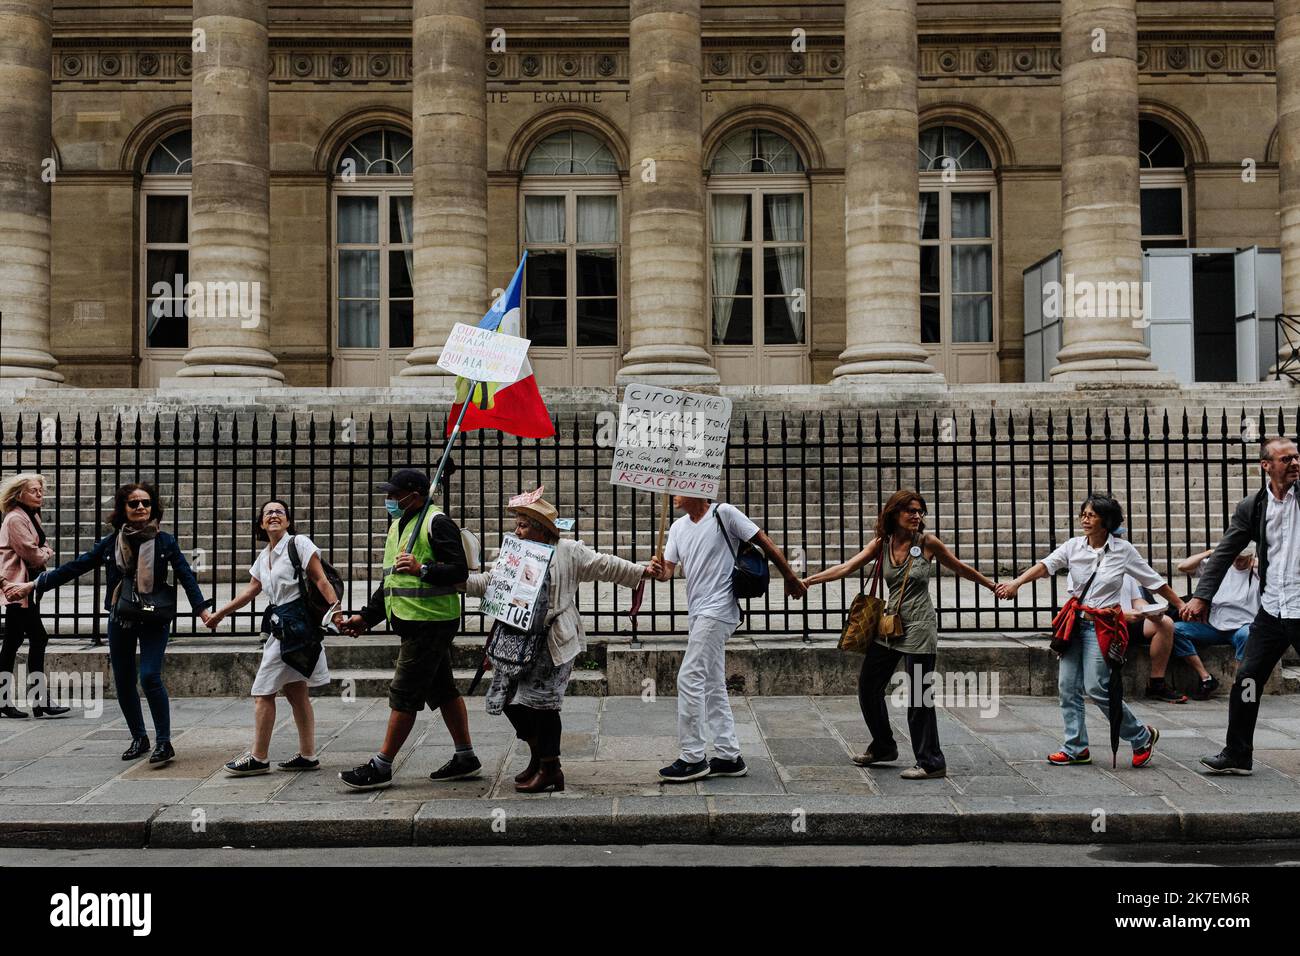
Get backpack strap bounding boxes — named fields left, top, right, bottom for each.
left=713, top=505, right=737, bottom=556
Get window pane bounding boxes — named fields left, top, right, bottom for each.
left=920, top=295, right=940, bottom=343
left=146, top=195, right=188, bottom=244
left=756, top=130, right=805, bottom=173
left=526, top=252, right=566, bottom=297
left=338, top=196, right=378, bottom=244
left=711, top=248, right=752, bottom=297
left=526, top=299, right=566, bottom=347
left=577, top=249, right=617, bottom=296
left=339, top=250, right=379, bottom=298
left=524, top=196, right=566, bottom=243
left=1141, top=187, right=1183, bottom=237
left=763, top=247, right=803, bottom=299
left=920, top=247, right=940, bottom=294
left=389, top=299, right=413, bottom=349
left=951, top=193, right=990, bottom=239
left=710, top=194, right=750, bottom=242
left=146, top=130, right=192, bottom=174
left=952, top=295, right=993, bottom=343
left=146, top=250, right=187, bottom=289
left=576, top=298, right=618, bottom=347
left=763, top=194, right=804, bottom=241
left=577, top=195, right=618, bottom=244
left=389, top=196, right=413, bottom=244
left=919, top=192, right=939, bottom=240
left=145, top=300, right=187, bottom=349
left=951, top=245, right=992, bottom=293
left=712, top=296, right=752, bottom=345
left=338, top=300, right=379, bottom=348
left=389, top=251, right=413, bottom=299
left=764, top=297, right=804, bottom=345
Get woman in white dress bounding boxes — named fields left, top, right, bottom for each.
left=205, top=499, right=341, bottom=775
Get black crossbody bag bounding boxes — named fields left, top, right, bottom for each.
left=714, top=506, right=770, bottom=599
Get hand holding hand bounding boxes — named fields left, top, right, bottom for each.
left=202, top=610, right=222, bottom=630
left=1181, top=597, right=1209, bottom=623
left=5, top=581, right=36, bottom=602
left=994, top=581, right=1019, bottom=601
left=785, top=576, right=807, bottom=600
left=340, top=614, right=367, bottom=637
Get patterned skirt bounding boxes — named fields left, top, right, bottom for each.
left=484, top=642, right=574, bottom=714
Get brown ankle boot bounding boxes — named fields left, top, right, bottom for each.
left=516, top=756, right=564, bottom=793
left=514, top=738, right=540, bottom=783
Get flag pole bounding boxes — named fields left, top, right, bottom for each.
left=403, top=378, right=480, bottom=554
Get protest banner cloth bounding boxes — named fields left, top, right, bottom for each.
left=479, top=534, right=557, bottom=632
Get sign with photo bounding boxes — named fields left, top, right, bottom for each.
left=479, top=533, right=555, bottom=631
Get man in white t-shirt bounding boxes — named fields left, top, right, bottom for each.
left=1174, top=546, right=1259, bottom=700
left=647, top=495, right=805, bottom=782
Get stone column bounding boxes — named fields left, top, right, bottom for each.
left=172, top=0, right=283, bottom=386
left=1049, top=0, right=1163, bottom=381
left=396, top=0, right=487, bottom=382
left=0, top=0, right=62, bottom=385
left=1278, top=0, right=1300, bottom=347
left=616, top=0, right=718, bottom=385
left=833, top=0, right=941, bottom=382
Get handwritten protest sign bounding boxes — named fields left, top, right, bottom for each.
left=609, top=384, right=732, bottom=500
left=436, top=322, right=530, bottom=383
left=479, top=534, right=555, bottom=631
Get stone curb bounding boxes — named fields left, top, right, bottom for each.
left=0, top=805, right=156, bottom=848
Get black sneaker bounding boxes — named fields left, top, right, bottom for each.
left=429, top=752, right=482, bottom=781
left=1192, top=676, right=1220, bottom=701
left=148, top=741, right=175, bottom=766
left=339, top=759, right=393, bottom=791
left=277, top=754, right=320, bottom=771
left=658, top=758, right=710, bottom=783
left=1145, top=681, right=1188, bottom=704
left=224, top=752, right=271, bottom=777
left=707, top=756, right=748, bottom=778
left=1200, top=750, right=1253, bottom=775
left=122, top=736, right=150, bottom=761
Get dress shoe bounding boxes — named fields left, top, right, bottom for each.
left=0, top=706, right=29, bottom=719
left=122, top=736, right=150, bottom=760
left=33, top=704, right=70, bottom=719
left=516, top=757, right=564, bottom=793
left=148, top=741, right=175, bottom=765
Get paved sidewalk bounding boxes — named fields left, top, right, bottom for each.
left=2, top=693, right=1299, bottom=847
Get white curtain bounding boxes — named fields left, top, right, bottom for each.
left=710, top=195, right=749, bottom=342
left=338, top=248, right=379, bottom=347
left=765, top=194, right=805, bottom=342
left=394, top=195, right=414, bottom=281
left=951, top=245, right=993, bottom=342
left=577, top=195, right=617, bottom=244
left=525, top=195, right=565, bottom=243
left=950, top=192, right=990, bottom=239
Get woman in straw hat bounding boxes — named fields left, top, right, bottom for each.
left=463, top=496, right=654, bottom=793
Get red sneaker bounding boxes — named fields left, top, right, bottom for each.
left=1132, top=726, right=1160, bottom=768
left=1048, top=748, right=1091, bottom=765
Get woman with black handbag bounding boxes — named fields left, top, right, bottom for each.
left=205, top=499, right=342, bottom=776
left=463, top=496, right=651, bottom=793
left=15, top=482, right=212, bottom=764
left=801, top=490, right=996, bottom=780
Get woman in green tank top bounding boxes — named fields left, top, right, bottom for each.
left=802, top=489, right=997, bottom=779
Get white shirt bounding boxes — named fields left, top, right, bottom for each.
left=1068, top=573, right=1144, bottom=610
left=665, top=503, right=760, bottom=625
left=1041, top=535, right=1165, bottom=609
left=1262, top=483, right=1300, bottom=619
left=1208, top=562, right=1260, bottom=631
left=250, top=534, right=320, bottom=608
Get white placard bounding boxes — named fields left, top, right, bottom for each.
left=479, top=534, right=555, bottom=631
left=436, top=322, right=531, bottom=383
left=608, top=384, right=733, bottom=500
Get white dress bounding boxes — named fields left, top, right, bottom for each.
left=249, top=534, right=331, bottom=695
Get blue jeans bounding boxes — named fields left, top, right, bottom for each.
left=1058, top=622, right=1151, bottom=757
left=108, top=620, right=171, bottom=742
left=1172, top=620, right=1250, bottom=661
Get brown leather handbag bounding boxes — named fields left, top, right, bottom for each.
left=838, top=547, right=887, bottom=653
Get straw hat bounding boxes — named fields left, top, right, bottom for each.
left=507, top=497, right=561, bottom=537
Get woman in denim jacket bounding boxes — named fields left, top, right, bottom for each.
left=10, top=482, right=212, bottom=765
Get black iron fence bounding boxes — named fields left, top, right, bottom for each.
left=0, top=406, right=1294, bottom=639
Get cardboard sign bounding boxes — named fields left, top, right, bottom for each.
left=479, top=534, right=555, bottom=631
left=508, top=486, right=545, bottom=508
left=436, top=322, right=531, bottom=383
left=609, top=384, right=733, bottom=499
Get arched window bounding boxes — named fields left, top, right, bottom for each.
left=332, top=128, right=413, bottom=385
left=917, top=124, right=998, bottom=383
left=520, top=129, right=621, bottom=386
left=139, top=129, right=192, bottom=384
left=1139, top=119, right=1188, bottom=248
left=707, top=128, right=809, bottom=385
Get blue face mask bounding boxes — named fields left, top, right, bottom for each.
left=384, top=498, right=403, bottom=519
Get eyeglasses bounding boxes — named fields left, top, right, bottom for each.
left=125, top=500, right=152, bottom=510
left=1270, top=454, right=1300, bottom=464
left=903, top=507, right=926, bottom=516
left=262, top=509, right=287, bottom=517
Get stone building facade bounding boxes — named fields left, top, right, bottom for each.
left=0, top=0, right=1292, bottom=391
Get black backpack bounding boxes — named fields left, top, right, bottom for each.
left=286, top=535, right=345, bottom=620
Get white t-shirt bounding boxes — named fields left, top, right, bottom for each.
left=664, top=503, right=760, bottom=624
left=1208, top=562, right=1260, bottom=632
left=250, top=534, right=321, bottom=608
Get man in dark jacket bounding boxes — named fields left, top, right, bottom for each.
left=337, top=466, right=476, bottom=791
left=1184, top=435, right=1300, bottom=775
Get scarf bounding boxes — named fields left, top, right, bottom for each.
left=18, top=503, right=45, bottom=547
left=115, top=521, right=160, bottom=598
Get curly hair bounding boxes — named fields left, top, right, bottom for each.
left=874, top=489, right=927, bottom=540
